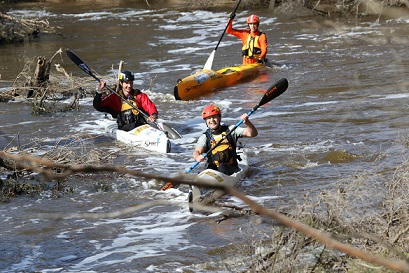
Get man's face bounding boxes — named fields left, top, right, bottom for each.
left=205, top=114, right=221, bottom=130
left=121, top=81, right=133, bottom=97
left=249, top=23, right=259, bottom=32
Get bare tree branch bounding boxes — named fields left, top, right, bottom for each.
left=1, top=150, right=408, bottom=272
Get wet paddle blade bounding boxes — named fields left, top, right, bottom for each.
left=66, top=49, right=100, bottom=81
left=66, top=49, right=84, bottom=67
left=158, top=123, right=182, bottom=139
left=203, top=50, right=215, bottom=70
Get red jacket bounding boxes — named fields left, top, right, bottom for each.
left=93, top=89, right=158, bottom=119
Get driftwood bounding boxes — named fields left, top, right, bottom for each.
left=34, top=56, right=51, bottom=86
left=27, top=49, right=62, bottom=98
left=0, top=154, right=16, bottom=170
left=0, top=12, right=55, bottom=44
left=0, top=50, right=120, bottom=116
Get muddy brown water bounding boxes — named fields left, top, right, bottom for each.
left=0, top=1, right=408, bottom=272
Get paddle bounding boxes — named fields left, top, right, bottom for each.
left=160, top=77, right=289, bottom=191
left=203, top=0, right=242, bottom=70
left=264, top=58, right=287, bottom=69
left=65, top=49, right=182, bottom=140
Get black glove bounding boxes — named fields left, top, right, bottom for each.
left=257, top=58, right=264, bottom=64
left=229, top=12, right=236, bottom=20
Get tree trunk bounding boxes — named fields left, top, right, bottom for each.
left=34, top=56, right=50, bottom=86
left=27, top=56, right=51, bottom=98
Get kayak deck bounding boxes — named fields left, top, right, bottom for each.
left=188, top=148, right=249, bottom=212
left=105, top=122, right=171, bottom=154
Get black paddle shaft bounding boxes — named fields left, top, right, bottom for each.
left=66, top=49, right=168, bottom=134
left=213, top=0, right=242, bottom=51
left=160, top=78, right=289, bottom=190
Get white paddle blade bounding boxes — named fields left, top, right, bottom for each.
left=203, top=50, right=215, bottom=70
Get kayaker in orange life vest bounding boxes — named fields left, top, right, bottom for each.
left=226, top=14, right=268, bottom=65
left=93, top=70, right=158, bottom=132
left=193, top=104, right=258, bottom=175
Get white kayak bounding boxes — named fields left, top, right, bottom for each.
left=105, top=122, right=171, bottom=153
left=188, top=147, right=249, bottom=212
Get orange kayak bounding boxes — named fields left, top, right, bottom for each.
left=174, top=63, right=265, bottom=101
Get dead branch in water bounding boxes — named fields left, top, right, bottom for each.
left=0, top=12, right=58, bottom=44
left=0, top=48, right=94, bottom=114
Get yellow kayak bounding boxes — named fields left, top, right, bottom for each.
left=174, top=63, right=265, bottom=101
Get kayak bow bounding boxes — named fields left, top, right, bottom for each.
left=188, top=147, right=248, bottom=212
left=105, top=120, right=171, bottom=154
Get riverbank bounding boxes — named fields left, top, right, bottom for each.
left=3, top=0, right=409, bottom=16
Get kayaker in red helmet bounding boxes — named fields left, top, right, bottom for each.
left=226, top=13, right=268, bottom=65
left=193, top=104, right=258, bottom=175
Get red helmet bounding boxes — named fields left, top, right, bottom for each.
left=247, top=14, right=260, bottom=24
left=202, top=104, right=221, bottom=119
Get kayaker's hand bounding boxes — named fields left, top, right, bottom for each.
left=241, top=113, right=258, bottom=137
left=241, top=113, right=250, bottom=124
left=196, top=154, right=206, bottom=162
left=229, top=12, right=236, bottom=20
left=147, top=114, right=157, bottom=122
left=257, top=58, right=264, bottom=64
left=97, top=80, right=106, bottom=94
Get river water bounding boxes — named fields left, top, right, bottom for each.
left=0, top=1, right=408, bottom=272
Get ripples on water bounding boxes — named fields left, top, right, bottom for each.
left=0, top=2, right=408, bottom=272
